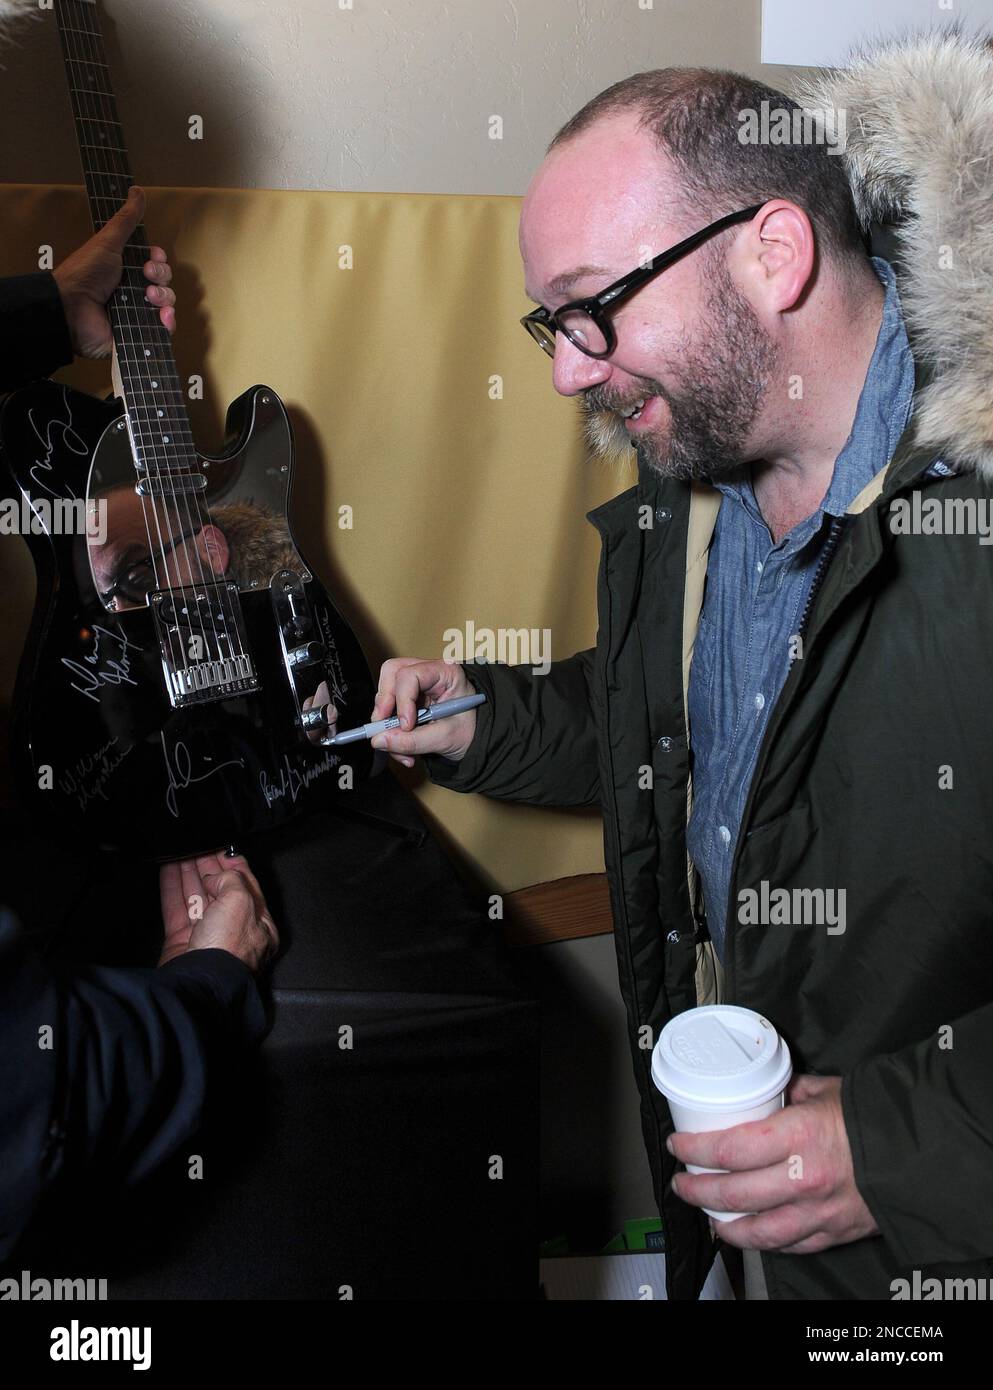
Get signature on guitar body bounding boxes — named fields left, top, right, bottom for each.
left=160, top=733, right=246, bottom=821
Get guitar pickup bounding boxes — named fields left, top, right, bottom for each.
left=136, top=471, right=208, bottom=497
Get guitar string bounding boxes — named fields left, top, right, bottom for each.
left=57, top=2, right=197, bottom=683
left=69, top=12, right=223, bottom=681
left=70, top=0, right=251, bottom=686
left=59, top=0, right=249, bottom=693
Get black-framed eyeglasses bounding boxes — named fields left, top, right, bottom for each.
left=521, top=203, right=766, bottom=359
left=100, top=523, right=205, bottom=609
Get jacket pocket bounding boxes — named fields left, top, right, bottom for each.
left=741, top=799, right=818, bottom=885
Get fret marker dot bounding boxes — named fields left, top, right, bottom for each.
left=157, top=410, right=164, bottom=417
left=151, top=381, right=158, bottom=388
left=163, top=436, right=170, bottom=444
left=144, top=349, right=151, bottom=357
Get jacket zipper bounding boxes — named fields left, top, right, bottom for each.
left=788, top=514, right=849, bottom=668
left=724, top=511, right=852, bottom=977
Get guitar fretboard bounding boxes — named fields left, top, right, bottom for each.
left=54, top=0, right=196, bottom=477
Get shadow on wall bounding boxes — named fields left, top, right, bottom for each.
left=0, top=3, right=264, bottom=187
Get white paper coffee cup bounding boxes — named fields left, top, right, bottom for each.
left=651, top=1004, right=792, bottom=1223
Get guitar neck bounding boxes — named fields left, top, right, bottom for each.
left=54, top=0, right=196, bottom=475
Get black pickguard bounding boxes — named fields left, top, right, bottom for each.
left=0, top=379, right=382, bottom=860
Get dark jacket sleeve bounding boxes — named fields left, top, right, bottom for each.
left=0, top=906, right=268, bottom=1260
left=421, top=651, right=600, bottom=807
left=841, top=1002, right=993, bottom=1267
left=0, top=272, right=74, bottom=391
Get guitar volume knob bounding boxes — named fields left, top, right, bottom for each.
left=288, top=640, right=326, bottom=668
left=301, top=703, right=332, bottom=733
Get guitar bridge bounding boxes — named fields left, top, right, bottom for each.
left=151, top=582, right=259, bottom=708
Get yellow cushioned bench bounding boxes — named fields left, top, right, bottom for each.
left=0, top=183, right=637, bottom=933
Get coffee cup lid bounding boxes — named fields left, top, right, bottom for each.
left=651, top=1005, right=792, bottom=1110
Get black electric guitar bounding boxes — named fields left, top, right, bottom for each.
left=0, top=0, right=381, bottom=859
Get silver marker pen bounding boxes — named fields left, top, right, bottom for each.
left=325, top=692, right=487, bottom=747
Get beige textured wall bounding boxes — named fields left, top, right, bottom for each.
left=0, top=0, right=805, bottom=193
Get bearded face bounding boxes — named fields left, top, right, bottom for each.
left=580, top=250, right=781, bottom=483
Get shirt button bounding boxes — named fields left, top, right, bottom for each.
left=754, top=692, right=765, bottom=711
left=718, top=825, right=731, bottom=848
left=756, top=560, right=763, bottom=573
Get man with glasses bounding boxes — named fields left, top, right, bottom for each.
left=370, top=42, right=993, bottom=1303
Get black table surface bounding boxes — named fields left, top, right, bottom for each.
left=1, top=768, right=541, bottom=1299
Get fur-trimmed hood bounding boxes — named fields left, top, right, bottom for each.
left=793, top=27, right=993, bottom=481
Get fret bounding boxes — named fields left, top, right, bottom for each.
left=112, top=372, right=186, bottom=389
left=117, top=395, right=191, bottom=415
left=113, top=369, right=186, bottom=390
left=65, top=68, right=110, bottom=85
left=113, top=344, right=184, bottom=361
left=119, top=400, right=191, bottom=414
left=130, top=437, right=199, bottom=453
left=111, top=325, right=180, bottom=347
left=128, top=436, right=201, bottom=460
left=126, top=410, right=196, bottom=426
left=126, top=414, right=195, bottom=427
left=75, top=117, right=124, bottom=137
left=131, top=445, right=200, bottom=463
left=56, top=0, right=199, bottom=483
left=112, top=352, right=183, bottom=367
left=121, top=400, right=191, bottom=415
left=125, top=415, right=197, bottom=430
left=131, top=446, right=200, bottom=462
left=114, top=373, right=186, bottom=392
left=131, top=437, right=199, bottom=452
left=80, top=162, right=131, bottom=182
left=83, top=171, right=133, bottom=190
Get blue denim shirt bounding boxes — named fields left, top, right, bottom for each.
left=685, top=257, right=915, bottom=964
